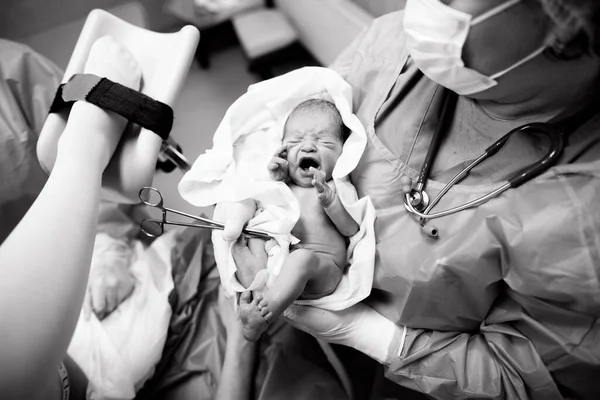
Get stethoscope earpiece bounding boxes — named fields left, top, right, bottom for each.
left=421, top=224, right=439, bottom=239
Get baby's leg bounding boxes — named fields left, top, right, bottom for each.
left=238, top=249, right=327, bottom=342
left=233, top=236, right=276, bottom=289
left=59, top=36, right=141, bottom=167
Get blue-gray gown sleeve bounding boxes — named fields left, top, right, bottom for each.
left=383, top=166, right=600, bottom=400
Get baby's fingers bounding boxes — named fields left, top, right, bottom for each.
left=310, top=167, right=326, bottom=190
left=312, top=177, right=325, bottom=193
left=274, top=143, right=289, bottom=159
left=268, top=157, right=288, bottom=171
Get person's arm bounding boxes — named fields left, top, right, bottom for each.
left=0, top=36, right=139, bottom=399
left=216, top=338, right=256, bottom=400
left=383, top=315, right=565, bottom=400
left=0, top=113, right=109, bottom=398
left=311, top=167, right=359, bottom=237
left=282, top=300, right=567, bottom=400
left=322, top=194, right=359, bottom=237
left=215, top=289, right=258, bottom=400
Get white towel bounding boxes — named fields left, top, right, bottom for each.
left=179, top=67, right=375, bottom=311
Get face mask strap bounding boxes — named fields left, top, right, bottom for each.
left=490, top=45, right=546, bottom=79
left=471, top=0, right=522, bottom=26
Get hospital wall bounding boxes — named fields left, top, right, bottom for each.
left=0, top=0, right=174, bottom=40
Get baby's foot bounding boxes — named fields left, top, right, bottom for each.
left=238, top=291, right=272, bottom=342
left=62, top=36, right=141, bottom=166
left=310, top=167, right=335, bottom=207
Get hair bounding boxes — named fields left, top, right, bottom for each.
left=283, top=99, right=351, bottom=143
left=537, top=0, right=600, bottom=59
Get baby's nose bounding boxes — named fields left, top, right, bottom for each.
left=300, top=141, right=317, bottom=152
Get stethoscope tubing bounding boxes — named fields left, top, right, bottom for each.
left=407, top=122, right=563, bottom=221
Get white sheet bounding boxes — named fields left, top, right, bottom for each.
left=179, top=67, right=375, bottom=310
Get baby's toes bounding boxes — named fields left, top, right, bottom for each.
left=252, top=294, right=263, bottom=306
left=263, top=311, right=274, bottom=322
left=258, top=299, right=268, bottom=308
left=259, top=307, right=270, bottom=317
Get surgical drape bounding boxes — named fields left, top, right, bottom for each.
left=0, top=39, right=62, bottom=243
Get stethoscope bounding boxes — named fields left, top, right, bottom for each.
left=375, top=71, right=594, bottom=238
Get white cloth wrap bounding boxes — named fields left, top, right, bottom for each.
left=68, top=232, right=175, bottom=399
left=179, top=66, right=375, bottom=310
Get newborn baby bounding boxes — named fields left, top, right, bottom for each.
left=239, top=99, right=359, bottom=341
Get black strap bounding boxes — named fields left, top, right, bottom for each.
left=49, top=73, right=173, bottom=140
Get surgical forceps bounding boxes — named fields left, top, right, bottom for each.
left=138, top=186, right=272, bottom=239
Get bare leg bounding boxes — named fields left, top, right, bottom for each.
left=232, top=236, right=276, bottom=289
left=59, top=36, right=141, bottom=168
left=238, top=249, right=318, bottom=341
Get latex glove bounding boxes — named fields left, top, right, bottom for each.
left=283, top=302, right=401, bottom=364
left=213, top=198, right=258, bottom=242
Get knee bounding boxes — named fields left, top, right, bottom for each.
left=290, top=249, right=318, bottom=277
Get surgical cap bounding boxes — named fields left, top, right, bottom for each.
left=538, top=0, right=600, bottom=54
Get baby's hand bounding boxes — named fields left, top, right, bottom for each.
left=268, top=144, right=290, bottom=182
left=310, top=167, right=335, bottom=208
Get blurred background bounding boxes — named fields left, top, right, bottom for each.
left=0, top=0, right=406, bottom=216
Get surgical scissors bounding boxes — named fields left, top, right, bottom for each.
left=138, top=186, right=272, bottom=239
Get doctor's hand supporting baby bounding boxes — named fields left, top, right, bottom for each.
left=219, top=0, right=600, bottom=399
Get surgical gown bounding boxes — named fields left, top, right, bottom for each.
left=0, top=39, right=62, bottom=243
left=331, top=11, right=600, bottom=400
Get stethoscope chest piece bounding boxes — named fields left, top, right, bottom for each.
left=404, top=189, right=430, bottom=213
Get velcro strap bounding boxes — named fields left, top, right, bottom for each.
left=49, top=73, right=173, bottom=140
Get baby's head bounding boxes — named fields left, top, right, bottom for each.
left=282, top=99, right=350, bottom=186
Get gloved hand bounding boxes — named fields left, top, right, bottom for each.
left=213, top=198, right=258, bottom=242
left=283, top=302, right=401, bottom=364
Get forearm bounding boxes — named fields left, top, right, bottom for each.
left=383, top=326, right=562, bottom=400
left=215, top=337, right=257, bottom=400
left=324, top=195, right=359, bottom=237
left=0, top=132, right=103, bottom=396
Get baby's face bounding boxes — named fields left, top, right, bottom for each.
left=283, top=110, right=344, bottom=187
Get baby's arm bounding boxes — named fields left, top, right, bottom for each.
left=310, top=167, right=359, bottom=237
left=267, top=144, right=290, bottom=183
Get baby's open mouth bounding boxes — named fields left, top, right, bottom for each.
left=299, top=156, right=320, bottom=172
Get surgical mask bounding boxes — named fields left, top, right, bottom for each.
left=404, top=0, right=547, bottom=95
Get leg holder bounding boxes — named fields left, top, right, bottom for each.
left=50, top=73, right=173, bottom=141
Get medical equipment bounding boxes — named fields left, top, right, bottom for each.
left=139, top=186, right=272, bottom=239
left=160, top=137, right=192, bottom=171
left=403, top=0, right=546, bottom=96
left=37, top=9, right=199, bottom=203
left=377, top=76, right=596, bottom=238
